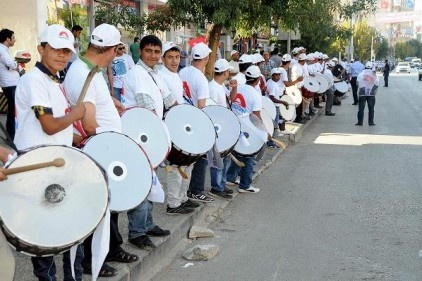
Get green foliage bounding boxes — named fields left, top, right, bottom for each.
left=394, top=39, right=422, bottom=60
left=59, top=5, right=89, bottom=52
left=94, top=0, right=145, bottom=35
left=339, top=0, right=377, bottom=20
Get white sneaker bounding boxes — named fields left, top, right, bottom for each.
left=238, top=186, right=260, bottom=193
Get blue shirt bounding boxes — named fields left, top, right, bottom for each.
left=350, top=61, right=365, bottom=77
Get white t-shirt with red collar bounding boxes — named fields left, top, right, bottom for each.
left=231, top=84, right=262, bottom=116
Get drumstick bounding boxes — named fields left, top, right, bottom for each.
left=177, top=167, right=189, bottom=179
left=3, top=158, right=65, bottom=175
left=76, top=65, right=99, bottom=104
left=229, top=154, right=245, bottom=167
left=270, top=138, right=287, bottom=150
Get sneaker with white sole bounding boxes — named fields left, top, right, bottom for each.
left=238, top=186, right=260, bottom=193
left=187, top=192, right=214, bottom=203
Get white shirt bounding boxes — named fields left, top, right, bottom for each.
left=233, top=72, right=246, bottom=85
left=179, top=66, right=209, bottom=107
left=291, top=62, right=304, bottom=89
left=0, top=43, right=19, bottom=87
left=279, top=68, right=288, bottom=91
left=14, top=67, right=72, bottom=149
left=231, top=83, right=262, bottom=116
left=123, top=64, right=172, bottom=119
left=160, top=66, right=186, bottom=105
left=209, top=79, right=229, bottom=107
left=110, top=54, right=135, bottom=89
left=64, top=58, right=121, bottom=133
left=266, top=79, right=282, bottom=107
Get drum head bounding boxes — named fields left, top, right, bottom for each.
left=260, top=110, right=274, bottom=135
left=315, top=73, right=329, bottom=93
left=234, top=116, right=265, bottom=156
left=121, top=107, right=171, bottom=168
left=0, top=145, right=108, bottom=256
left=202, top=105, right=241, bottom=155
left=285, top=86, right=302, bottom=105
left=280, top=95, right=296, bottom=121
left=303, top=76, right=320, bottom=93
left=323, top=73, right=333, bottom=88
left=165, top=104, right=216, bottom=155
left=334, top=81, right=348, bottom=93
left=82, top=132, right=152, bottom=212
left=261, top=96, right=277, bottom=120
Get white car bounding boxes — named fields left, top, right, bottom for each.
left=396, top=62, right=411, bottom=74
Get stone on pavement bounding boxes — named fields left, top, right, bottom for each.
left=188, top=226, right=215, bottom=239
left=182, top=244, right=219, bottom=261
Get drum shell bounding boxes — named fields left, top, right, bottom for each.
left=301, top=87, right=314, bottom=99
left=0, top=145, right=109, bottom=256
left=164, top=104, right=216, bottom=166
left=233, top=116, right=265, bottom=157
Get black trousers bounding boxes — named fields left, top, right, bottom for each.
left=350, top=77, right=358, bottom=103
left=384, top=74, right=389, bottom=87
left=1, top=86, right=16, bottom=140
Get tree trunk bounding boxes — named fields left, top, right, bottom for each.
left=205, top=24, right=223, bottom=81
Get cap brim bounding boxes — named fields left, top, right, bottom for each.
left=48, top=40, right=76, bottom=53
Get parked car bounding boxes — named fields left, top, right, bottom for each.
left=396, top=62, right=410, bottom=74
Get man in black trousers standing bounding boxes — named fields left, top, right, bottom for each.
left=383, top=59, right=390, bottom=87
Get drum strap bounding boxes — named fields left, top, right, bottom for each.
left=59, top=85, right=88, bottom=138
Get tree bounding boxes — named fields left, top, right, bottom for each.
left=376, top=39, right=389, bottom=60
left=94, top=0, right=145, bottom=35
left=59, top=4, right=89, bottom=51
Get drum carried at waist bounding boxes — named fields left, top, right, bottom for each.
left=79, top=131, right=153, bottom=212
left=285, top=86, right=302, bottom=106
left=202, top=105, right=241, bottom=158
left=120, top=106, right=171, bottom=169
left=261, top=96, right=277, bottom=120
left=279, top=95, right=296, bottom=121
left=164, top=104, right=216, bottom=166
left=333, top=81, right=348, bottom=96
left=0, top=145, right=109, bottom=256
left=302, top=76, right=319, bottom=99
left=314, top=73, right=329, bottom=94
left=233, top=115, right=266, bottom=157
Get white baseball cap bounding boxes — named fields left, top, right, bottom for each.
left=298, top=53, right=307, bottom=61
left=291, top=47, right=299, bottom=55
left=252, top=53, right=264, bottom=64
left=230, top=50, right=239, bottom=56
left=162, top=41, right=182, bottom=56
left=327, top=61, right=335, bottom=68
left=365, top=61, right=372, bottom=69
left=332, top=57, right=338, bottom=62
left=281, top=54, right=292, bottom=62
left=39, top=24, right=75, bottom=53
left=91, top=24, right=122, bottom=47
left=191, top=42, right=212, bottom=59
left=239, top=54, right=253, bottom=64
left=245, top=65, right=261, bottom=78
left=271, top=68, right=282, bottom=75
left=214, top=59, right=233, bottom=72
left=306, top=54, right=315, bottom=61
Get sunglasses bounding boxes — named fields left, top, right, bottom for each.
left=118, top=47, right=125, bottom=50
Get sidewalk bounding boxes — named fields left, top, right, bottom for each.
left=8, top=106, right=324, bottom=281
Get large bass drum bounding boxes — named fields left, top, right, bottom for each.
left=202, top=105, right=241, bottom=158
left=233, top=115, right=266, bottom=157
left=80, top=131, right=153, bottom=212
left=164, top=104, right=216, bottom=166
left=0, top=145, right=109, bottom=256
left=121, top=106, right=171, bottom=168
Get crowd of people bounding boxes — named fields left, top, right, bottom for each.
left=0, top=22, right=383, bottom=281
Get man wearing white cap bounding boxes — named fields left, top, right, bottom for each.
left=356, top=61, right=379, bottom=126
left=179, top=42, right=215, bottom=203
left=159, top=41, right=200, bottom=215
left=291, top=53, right=310, bottom=123
left=64, top=23, right=139, bottom=278
left=228, top=50, right=239, bottom=74
left=122, top=35, right=173, bottom=249
left=226, top=65, right=262, bottom=193
left=266, top=67, right=290, bottom=143
left=15, top=24, right=86, bottom=281
left=208, top=59, right=238, bottom=199
left=233, top=54, right=253, bottom=85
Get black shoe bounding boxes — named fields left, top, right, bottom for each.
left=224, top=187, right=234, bottom=194
left=309, top=111, right=315, bottom=116
left=209, top=189, right=233, bottom=199
left=325, top=112, right=335, bottom=116
left=187, top=192, right=214, bottom=203
left=352, top=102, right=358, bottom=105
left=355, top=123, right=363, bottom=126
left=303, top=115, right=310, bottom=120
left=333, top=102, right=341, bottom=106
left=181, top=199, right=201, bottom=208
left=369, top=123, right=376, bottom=126
left=129, top=235, right=156, bottom=251
left=315, top=105, right=323, bottom=108
left=106, top=248, right=139, bottom=263
left=83, top=263, right=117, bottom=277
left=167, top=205, right=195, bottom=215
left=278, top=122, right=286, bottom=131
left=147, top=225, right=171, bottom=237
